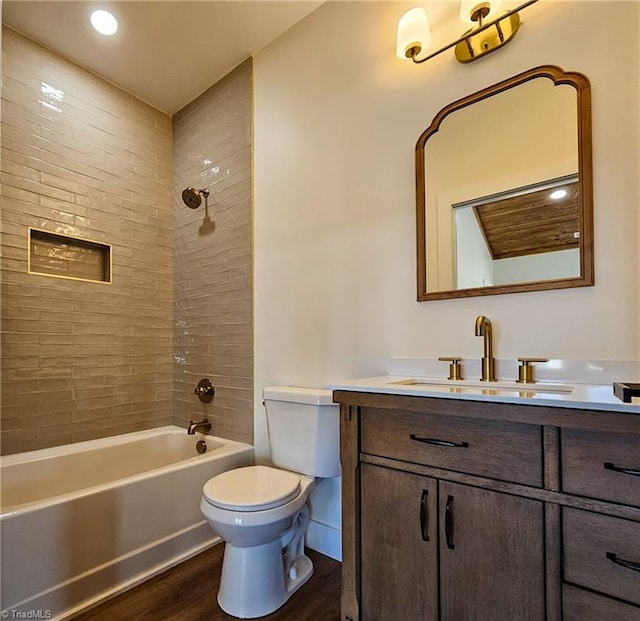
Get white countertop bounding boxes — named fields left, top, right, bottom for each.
left=325, top=375, right=640, bottom=414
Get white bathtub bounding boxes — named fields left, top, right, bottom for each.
left=0, top=426, right=254, bottom=619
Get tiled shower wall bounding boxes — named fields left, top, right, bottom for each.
left=0, top=28, right=174, bottom=454
left=172, top=59, right=253, bottom=445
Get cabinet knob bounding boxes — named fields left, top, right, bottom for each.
left=438, top=356, right=463, bottom=381
left=516, top=357, right=548, bottom=384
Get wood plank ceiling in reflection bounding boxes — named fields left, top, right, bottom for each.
left=473, top=181, right=580, bottom=260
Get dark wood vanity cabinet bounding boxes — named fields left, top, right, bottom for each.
left=336, top=391, right=640, bottom=621
left=361, top=464, right=544, bottom=621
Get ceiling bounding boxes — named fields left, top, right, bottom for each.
left=474, top=182, right=580, bottom=260
left=2, top=1, right=323, bottom=115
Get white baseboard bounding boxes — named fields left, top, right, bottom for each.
left=305, top=519, right=342, bottom=562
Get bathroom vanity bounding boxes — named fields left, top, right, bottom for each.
left=331, top=377, right=640, bottom=621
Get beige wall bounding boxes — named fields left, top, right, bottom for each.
left=172, top=59, right=253, bottom=445
left=0, top=27, right=174, bottom=454
left=0, top=30, right=255, bottom=454
left=253, top=1, right=640, bottom=457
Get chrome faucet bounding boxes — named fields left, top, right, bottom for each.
left=187, top=418, right=211, bottom=435
left=475, top=315, right=496, bottom=381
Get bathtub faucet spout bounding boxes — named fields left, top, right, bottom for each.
left=187, top=418, right=211, bottom=435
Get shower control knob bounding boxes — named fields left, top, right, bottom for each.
left=194, top=378, right=215, bottom=403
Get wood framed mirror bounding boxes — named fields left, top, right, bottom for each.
left=416, top=65, right=593, bottom=301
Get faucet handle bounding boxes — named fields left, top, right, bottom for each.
left=438, top=356, right=463, bottom=381
left=194, top=378, right=215, bottom=403
left=516, top=357, right=548, bottom=384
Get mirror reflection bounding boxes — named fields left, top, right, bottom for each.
left=454, top=175, right=580, bottom=289
left=416, top=65, right=593, bottom=301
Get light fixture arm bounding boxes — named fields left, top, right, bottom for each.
left=408, top=0, right=538, bottom=64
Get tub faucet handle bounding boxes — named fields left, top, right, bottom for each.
left=194, top=378, right=215, bottom=403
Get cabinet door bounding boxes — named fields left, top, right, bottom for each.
left=439, top=481, right=545, bottom=621
left=360, top=463, right=438, bottom=621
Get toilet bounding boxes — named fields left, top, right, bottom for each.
left=200, top=386, right=340, bottom=619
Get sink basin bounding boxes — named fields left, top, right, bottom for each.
left=389, top=378, right=574, bottom=395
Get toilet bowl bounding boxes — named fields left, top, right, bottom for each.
left=201, top=466, right=316, bottom=618
left=200, top=386, right=339, bottom=619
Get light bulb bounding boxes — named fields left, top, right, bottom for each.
left=550, top=189, right=568, bottom=200
left=396, top=7, right=431, bottom=60
left=90, top=10, right=118, bottom=36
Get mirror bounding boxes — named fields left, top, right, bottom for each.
left=416, top=65, right=593, bottom=301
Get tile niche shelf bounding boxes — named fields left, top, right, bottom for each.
left=28, top=228, right=112, bottom=284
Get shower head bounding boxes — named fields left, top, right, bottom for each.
left=182, top=187, right=209, bottom=209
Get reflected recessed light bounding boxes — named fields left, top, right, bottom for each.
left=90, top=9, right=118, bottom=36
left=549, top=189, right=567, bottom=200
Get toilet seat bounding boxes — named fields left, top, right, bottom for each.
left=203, top=465, right=301, bottom=512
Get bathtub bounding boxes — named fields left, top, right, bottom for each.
left=0, top=426, right=254, bottom=619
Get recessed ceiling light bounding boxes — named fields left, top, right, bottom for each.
left=549, top=189, right=567, bottom=200
left=90, top=9, right=118, bottom=36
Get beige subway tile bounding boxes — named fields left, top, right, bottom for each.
left=2, top=182, right=42, bottom=207
left=1, top=133, right=42, bottom=161
left=37, top=423, right=77, bottom=442
left=70, top=426, right=112, bottom=444
left=1, top=37, right=42, bottom=76
left=38, top=148, right=105, bottom=182
left=71, top=363, right=132, bottom=377
left=0, top=379, right=37, bottom=395
left=37, top=377, right=74, bottom=391
left=1, top=408, right=44, bottom=430
left=1, top=355, right=40, bottom=369
left=37, top=397, right=75, bottom=415
left=0, top=245, right=27, bottom=261
left=1, top=157, right=40, bottom=184
left=0, top=75, right=41, bottom=110
left=2, top=342, right=63, bottom=358
left=3, top=387, right=73, bottom=407
left=1, top=332, right=41, bottom=345
left=7, top=365, right=73, bottom=380
left=3, top=430, right=72, bottom=455
left=2, top=31, right=254, bottom=454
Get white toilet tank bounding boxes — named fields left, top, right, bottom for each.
left=263, top=386, right=340, bottom=478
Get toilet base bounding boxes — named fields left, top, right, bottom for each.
left=217, top=540, right=313, bottom=619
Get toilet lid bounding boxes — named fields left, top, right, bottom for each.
left=203, top=465, right=301, bottom=512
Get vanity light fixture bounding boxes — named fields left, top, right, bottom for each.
left=90, top=9, right=118, bottom=36
left=396, top=0, right=538, bottom=64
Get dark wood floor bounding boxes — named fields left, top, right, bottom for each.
left=71, top=545, right=341, bottom=621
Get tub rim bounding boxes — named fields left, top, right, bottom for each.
left=0, top=426, right=254, bottom=517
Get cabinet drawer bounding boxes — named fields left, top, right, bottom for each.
left=563, top=584, right=640, bottom=621
left=563, top=507, right=640, bottom=606
left=360, top=407, right=542, bottom=486
left=561, top=429, right=640, bottom=508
